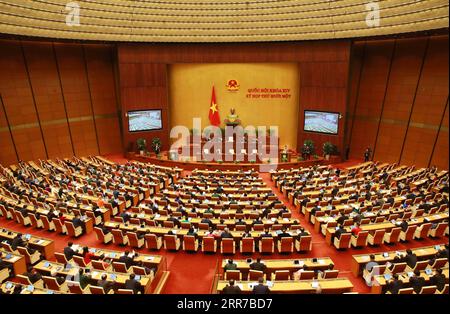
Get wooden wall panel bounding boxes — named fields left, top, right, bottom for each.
left=0, top=40, right=47, bottom=162
left=430, top=103, right=449, bottom=170
left=0, top=100, right=17, bottom=166
left=54, top=43, right=99, bottom=156
left=0, top=39, right=121, bottom=165
left=349, top=40, right=395, bottom=159
left=401, top=36, right=449, bottom=167
left=85, top=45, right=122, bottom=155
left=349, top=35, right=448, bottom=168
left=119, top=63, right=170, bottom=151
left=22, top=41, right=73, bottom=158
left=373, top=38, right=428, bottom=163
left=343, top=42, right=365, bottom=159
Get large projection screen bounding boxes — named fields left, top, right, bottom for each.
left=128, top=110, right=162, bottom=132
left=304, top=110, right=339, bottom=135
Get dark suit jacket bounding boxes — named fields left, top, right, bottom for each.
left=404, top=254, right=418, bottom=268
left=409, top=276, right=426, bottom=294
left=124, top=279, right=141, bottom=293
left=221, top=232, right=233, bottom=239
left=253, top=284, right=270, bottom=294
left=222, top=285, right=242, bottom=294
left=11, top=237, right=24, bottom=250
left=25, top=271, right=42, bottom=284
left=118, top=255, right=134, bottom=269
left=72, top=218, right=83, bottom=228
left=249, top=262, right=266, bottom=272
left=97, top=279, right=113, bottom=293
left=430, top=274, right=446, bottom=292
left=386, top=279, right=402, bottom=294
left=63, top=247, right=76, bottom=260
left=334, top=228, right=345, bottom=239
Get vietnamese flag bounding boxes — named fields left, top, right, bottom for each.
left=208, top=86, right=221, bottom=126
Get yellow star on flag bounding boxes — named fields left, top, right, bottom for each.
left=210, top=103, right=218, bottom=114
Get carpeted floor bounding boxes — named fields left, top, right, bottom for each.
left=0, top=156, right=445, bottom=294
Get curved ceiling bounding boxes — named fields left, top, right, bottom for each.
left=0, top=0, right=448, bottom=42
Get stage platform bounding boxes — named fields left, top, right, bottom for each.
left=127, top=152, right=341, bottom=172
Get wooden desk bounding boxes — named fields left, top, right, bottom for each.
left=0, top=228, right=55, bottom=259
left=34, top=260, right=153, bottom=293
left=1, top=281, right=63, bottom=294
left=104, top=221, right=309, bottom=242
left=350, top=243, right=447, bottom=277
left=0, top=248, right=27, bottom=275
left=70, top=245, right=162, bottom=270
left=216, top=278, right=353, bottom=294
left=220, top=257, right=334, bottom=278
left=371, top=268, right=449, bottom=294
left=325, top=212, right=449, bottom=245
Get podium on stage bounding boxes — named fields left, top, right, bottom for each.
left=279, top=151, right=291, bottom=162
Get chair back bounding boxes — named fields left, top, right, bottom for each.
left=28, top=213, right=40, bottom=228
left=89, top=286, right=107, bottom=294
left=241, top=238, right=255, bottom=253
left=92, top=260, right=108, bottom=271
left=202, top=237, right=216, bottom=252
left=390, top=262, right=407, bottom=274
left=431, top=258, right=448, bottom=269
left=371, top=230, right=385, bottom=245
left=403, top=225, right=417, bottom=241
left=73, top=255, right=89, bottom=267
left=42, top=276, right=60, bottom=290
left=337, top=233, right=352, bottom=248
left=183, top=235, right=197, bottom=252
left=280, top=237, right=294, bottom=253
left=163, top=234, right=179, bottom=250
left=112, top=229, right=127, bottom=245
left=67, top=281, right=84, bottom=294
left=117, top=289, right=134, bottom=294
left=274, top=270, right=290, bottom=280
left=221, top=238, right=235, bottom=254
left=93, top=227, right=106, bottom=242
left=55, top=252, right=69, bottom=264
left=298, top=236, right=312, bottom=252
left=355, top=231, right=369, bottom=247
left=132, top=266, right=149, bottom=276
left=249, top=269, right=264, bottom=281
left=65, top=222, right=78, bottom=237
left=260, top=238, right=274, bottom=253
left=419, top=285, right=437, bottom=294
left=41, top=215, right=53, bottom=230
left=112, top=262, right=129, bottom=273
left=163, top=221, right=175, bottom=228
left=145, top=234, right=161, bottom=250
left=388, top=227, right=401, bottom=242
left=298, top=270, right=315, bottom=280
left=126, top=232, right=142, bottom=248
left=52, top=218, right=65, bottom=234
left=432, top=223, right=447, bottom=238
left=398, top=287, right=414, bottom=294
left=322, top=270, right=339, bottom=279
left=225, top=270, right=241, bottom=281
left=16, top=274, right=32, bottom=285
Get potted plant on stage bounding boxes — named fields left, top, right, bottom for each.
left=302, top=139, right=315, bottom=160
left=136, top=138, right=147, bottom=156
left=322, top=142, right=337, bottom=161
left=151, top=137, right=162, bottom=157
